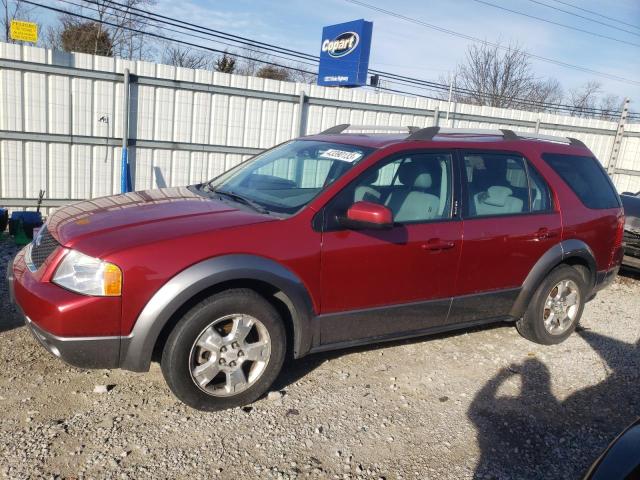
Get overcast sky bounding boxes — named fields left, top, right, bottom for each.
left=33, top=0, right=640, bottom=103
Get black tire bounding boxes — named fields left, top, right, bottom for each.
left=161, top=288, right=286, bottom=411
left=516, top=264, right=586, bottom=345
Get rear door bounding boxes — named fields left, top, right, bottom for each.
left=452, top=150, right=561, bottom=323
left=318, top=150, right=462, bottom=345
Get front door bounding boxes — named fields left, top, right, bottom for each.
left=318, top=150, right=462, bottom=345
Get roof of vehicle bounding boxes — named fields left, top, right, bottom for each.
left=302, top=125, right=591, bottom=152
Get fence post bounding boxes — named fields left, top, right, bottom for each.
left=535, top=118, right=540, bottom=133
left=297, top=90, right=307, bottom=137
left=120, top=68, right=131, bottom=193
left=607, top=97, right=630, bottom=176
left=433, top=106, right=439, bottom=127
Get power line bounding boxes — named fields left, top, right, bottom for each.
left=547, top=0, right=640, bottom=32
left=344, top=0, right=640, bottom=87
left=522, top=0, right=640, bottom=37
left=55, top=0, right=322, bottom=69
left=55, top=0, right=631, bottom=115
left=24, top=0, right=636, bottom=119
left=82, top=0, right=320, bottom=65
left=22, top=0, right=318, bottom=75
left=470, top=0, right=640, bottom=48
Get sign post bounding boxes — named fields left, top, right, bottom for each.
left=318, top=19, right=373, bottom=87
left=9, top=20, right=38, bottom=43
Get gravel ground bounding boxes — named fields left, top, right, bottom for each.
left=1, top=235, right=639, bottom=480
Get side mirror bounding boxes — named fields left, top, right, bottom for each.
left=341, top=201, right=393, bottom=230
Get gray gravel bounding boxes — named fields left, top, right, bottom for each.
left=1, top=235, right=638, bottom=479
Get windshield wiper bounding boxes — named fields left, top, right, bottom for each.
left=213, top=189, right=270, bottom=214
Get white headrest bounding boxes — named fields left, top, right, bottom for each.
left=482, top=186, right=513, bottom=207
left=414, top=172, right=432, bottom=189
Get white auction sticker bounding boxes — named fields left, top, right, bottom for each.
left=320, top=149, right=363, bottom=163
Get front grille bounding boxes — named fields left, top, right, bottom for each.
left=30, top=227, right=60, bottom=270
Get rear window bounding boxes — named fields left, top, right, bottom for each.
left=542, top=153, right=620, bottom=209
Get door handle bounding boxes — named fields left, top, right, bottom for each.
left=535, top=228, right=558, bottom=240
left=422, top=238, right=455, bottom=251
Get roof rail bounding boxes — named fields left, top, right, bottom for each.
left=406, top=126, right=587, bottom=147
left=320, top=124, right=419, bottom=134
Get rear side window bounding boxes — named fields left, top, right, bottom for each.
left=542, top=154, right=620, bottom=209
left=462, top=153, right=532, bottom=217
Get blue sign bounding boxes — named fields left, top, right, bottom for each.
left=318, top=19, right=373, bottom=87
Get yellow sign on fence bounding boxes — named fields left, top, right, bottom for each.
left=10, top=20, right=38, bottom=43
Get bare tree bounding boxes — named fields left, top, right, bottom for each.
left=45, top=1, right=157, bottom=59
left=528, top=78, right=563, bottom=112
left=214, top=52, right=237, bottom=73
left=58, top=16, right=113, bottom=56
left=568, top=81, right=602, bottom=117
left=236, top=47, right=266, bottom=76
left=256, top=65, right=291, bottom=81
left=289, top=64, right=317, bottom=84
left=163, top=44, right=211, bottom=69
left=598, top=93, right=623, bottom=120
left=446, top=42, right=563, bottom=110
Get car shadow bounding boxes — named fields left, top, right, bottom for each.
left=0, top=305, right=22, bottom=334
left=468, top=330, right=640, bottom=479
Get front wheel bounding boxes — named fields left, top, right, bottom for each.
left=516, top=264, right=586, bottom=345
left=161, top=289, right=286, bottom=411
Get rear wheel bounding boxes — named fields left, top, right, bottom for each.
left=161, top=289, right=286, bottom=411
left=516, top=264, right=586, bottom=345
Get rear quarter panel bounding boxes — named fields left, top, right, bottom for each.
left=526, top=144, right=622, bottom=271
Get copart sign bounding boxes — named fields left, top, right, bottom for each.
left=317, top=20, right=373, bottom=87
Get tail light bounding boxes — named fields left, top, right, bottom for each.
left=614, top=215, right=625, bottom=248
left=610, top=215, right=625, bottom=267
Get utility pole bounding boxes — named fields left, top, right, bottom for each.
left=121, top=69, right=131, bottom=193
left=446, top=72, right=455, bottom=127
left=4, top=0, right=10, bottom=43
left=607, top=97, right=630, bottom=176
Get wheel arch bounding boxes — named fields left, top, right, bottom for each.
left=119, top=255, right=316, bottom=372
left=509, top=239, right=596, bottom=319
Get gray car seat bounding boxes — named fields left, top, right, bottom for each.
left=354, top=168, right=382, bottom=203
left=474, top=186, right=523, bottom=215
left=385, top=161, right=440, bottom=222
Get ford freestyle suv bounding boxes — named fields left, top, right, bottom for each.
left=7, top=126, right=625, bottom=411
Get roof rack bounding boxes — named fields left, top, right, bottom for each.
left=406, top=126, right=587, bottom=147
left=318, top=124, right=587, bottom=147
left=320, top=124, right=420, bottom=134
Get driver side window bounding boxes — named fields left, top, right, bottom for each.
left=324, top=151, right=453, bottom=230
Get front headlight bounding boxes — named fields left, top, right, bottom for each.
left=52, top=250, right=122, bottom=296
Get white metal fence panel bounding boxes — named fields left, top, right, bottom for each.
left=1, top=42, right=639, bottom=214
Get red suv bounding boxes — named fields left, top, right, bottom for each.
left=7, top=126, right=624, bottom=411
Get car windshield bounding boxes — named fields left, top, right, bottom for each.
left=202, top=140, right=373, bottom=215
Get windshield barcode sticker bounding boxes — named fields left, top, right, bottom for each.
left=320, top=149, right=363, bottom=163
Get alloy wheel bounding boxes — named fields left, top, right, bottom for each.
left=188, top=314, right=271, bottom=397
left=542, top=279, right=581, bottom=335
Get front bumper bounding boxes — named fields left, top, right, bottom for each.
left=23, top=315, right=121, bottom=369
left=7, top=250, right=123, bottom=370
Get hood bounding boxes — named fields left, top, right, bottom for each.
left=47, top=187, right=274, bottom=251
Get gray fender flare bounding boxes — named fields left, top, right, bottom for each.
left=119, top=255, right=316, bottom=372
left=509, top=239, right=596, bottom=319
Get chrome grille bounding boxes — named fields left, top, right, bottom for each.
left=30, top=227, right=59, bottom=270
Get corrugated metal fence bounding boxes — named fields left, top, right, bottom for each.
left=1, top=42, right=640, bottom=213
